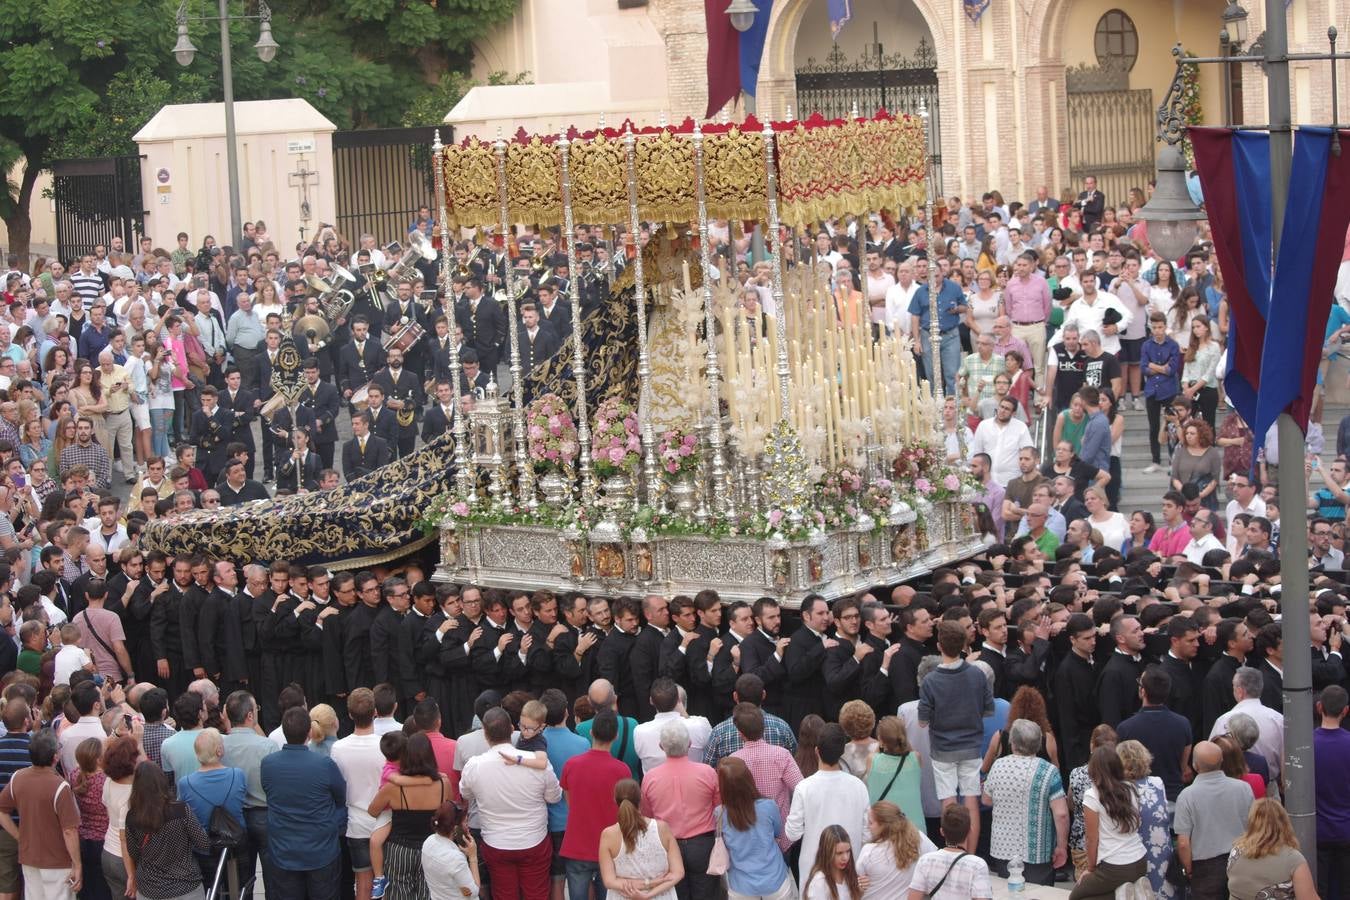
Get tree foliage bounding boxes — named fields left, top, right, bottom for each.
left=0, top=0, right=521, bottom=259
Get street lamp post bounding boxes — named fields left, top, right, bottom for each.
left=174, top=0, right=278, bottom=251
left=1140, top=4, right=1350, bottom=874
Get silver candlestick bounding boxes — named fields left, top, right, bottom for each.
left=492, top=131, right=535, bottom=510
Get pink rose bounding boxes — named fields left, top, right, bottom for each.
left=665, top=461, right=678, bottom=473
left=678, top=444, right=693, bottom=457
left=545, top=449, right=559, bottom=460
left=528, top=425, right=545, bottom=439
left=608, top=447, right=625, bottom=464
left=559, top=440, right=578, bottom=458
left=944, top=473, right=960, bottom=490
left=768, top=509, right=784, bottom=526
left=627, top=435, right=640, bottom=452
left=450, top=501, right=469, bottom=516
left=915, top=477, right=932, bottom=494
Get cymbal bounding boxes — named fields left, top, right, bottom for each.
left=293, top=314, right=330, bottom=344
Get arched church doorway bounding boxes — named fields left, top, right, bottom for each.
left=792, top=0, right=943, bottom=190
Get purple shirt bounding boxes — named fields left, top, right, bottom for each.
left=1315, top=726, right=1350, bottom=842
left=1003, top=273, right=1052, bottom=324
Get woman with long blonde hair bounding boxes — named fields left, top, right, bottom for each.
left=599, top=778, right=682, bottom=900
left=858, top=801, right=934, bottom=899
left=1227, top=798, right=1318, bottom=899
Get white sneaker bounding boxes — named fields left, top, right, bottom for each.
left=1142, top=464, right=1159, bottom=474
left=1133, top=395, right=1145, bottom=411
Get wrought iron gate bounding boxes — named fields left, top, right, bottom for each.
left=52, top=156, right=145, bottom=264
left=795, top=38, right=943, bottom=193
left=333, top=126, right=445, bottom=245
left=1065, top=65, right=1155, bottom=208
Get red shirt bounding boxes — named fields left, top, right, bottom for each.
left=426, top=731, right=459, bottom=801
left=1148, top=521, right=1190, bottom=558
left=559, top=748, right=631, bottom=861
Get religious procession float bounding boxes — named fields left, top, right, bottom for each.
left=144, top=111, right=985, bottom=606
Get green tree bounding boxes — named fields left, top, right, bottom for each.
left=0, top=0, right=520, bottom=262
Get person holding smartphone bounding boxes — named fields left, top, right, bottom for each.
left=423, top=800, right=480, bottom=899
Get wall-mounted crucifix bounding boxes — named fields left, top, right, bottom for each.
left=289, top=158, right=320, bottom=241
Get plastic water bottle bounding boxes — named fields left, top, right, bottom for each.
left=1007, top=856, right=1025, bottom=893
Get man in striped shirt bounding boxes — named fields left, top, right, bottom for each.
left=69, top=256, right=104, bottom=313
left=0, top=699, right=32, bottom=897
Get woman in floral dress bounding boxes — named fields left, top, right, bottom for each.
left=1116, top=740, right=1176, bottom=898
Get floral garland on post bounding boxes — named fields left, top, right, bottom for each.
left=591, top=397, right=640, bottom=478
left=1180, top=50, right=1202, bottom=168
left=525, top=393, right=579, bottom=473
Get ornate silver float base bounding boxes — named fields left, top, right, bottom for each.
left=434, top=501, right=985, bottom=607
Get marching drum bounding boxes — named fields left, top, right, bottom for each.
left=383, top=321, right=425, bottom=353
left=350, top=382, right=372, bottom=412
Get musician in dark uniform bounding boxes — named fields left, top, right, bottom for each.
left=292, top=294, right=336, bottom=383
left=275, top=425, right=323, bottom=493
left=517, top=303, right=560, bottom=374
left=258, top=328, right=283, bottom=482
left=424, top=315, right=459, bottom=384
left=342, top=411, right=393, bottom=482
left=361, top=384, right=400, bottom=448
left=421, top=380, right=457, bottom=444
left=298, top=358, right=340, bottom=468
left=456, top=349, right=492, bottom=399
left=369, top=346, right=423, bottom=458
left=221, top=367, right=260, bottom=479
left=455, top=277, right=507, bottom=377
left=534, top=281, right=573, bottom=343
left=382, top=280, right=427, bottom=382
left=190, top=386, right=234, bottom=484
left=337, top=315, right=385, bottom=407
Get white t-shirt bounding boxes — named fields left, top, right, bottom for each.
left=1082, top=786, right=1146, bottom=866
left=53, top=644, right=92, bottom=686
left=858, top=832, right=937, bottom=900
left=102, top=778, right=133, bottom=858
left=330, top=731, right=392, bottom=839
left=907, top=848, right=992, bottom=900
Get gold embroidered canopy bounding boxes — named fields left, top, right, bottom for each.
left=441, top=112, right=929, bottom=229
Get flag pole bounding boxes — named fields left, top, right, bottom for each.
left=1264, top=1, right=1318, bottom=865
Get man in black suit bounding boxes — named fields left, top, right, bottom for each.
left=340, top=572, right=383, bottom=697
left=456, top=349, right=492, bottom=399
left=276, top=425, right=323, bottom=492
left=336, top=315, right=384, bottom=407
left=221, top=367, right=260, bottom=479
left=1097, top=615, right=1147, bottom=728
left=190, top=386, right=234, bottom=484
left=397, top=583, right=436, bottom=714
left=551, top=593, right=602, bottom=704
left=455, top=277, right=506, bottom=377
left=423, top=584, right=480, bottom=737
left=1076, top=175, right=1105, bottom=230
left=143, top=553, right=187, bottom=698
left=382, top=280, right=428, bottom=381
left=821, top=596, right=872, bottom=722
left=342, top=411, right=393, bottom=483
left=217, top=459, right=269, bottom=506
left=534, top=282, right=573, bottom=343
left=1255, top=622, right=1285, bottom=713
left=888, top=605, right=934, bottom=707
left=197, top=560, right=248, bottom=694
left=596, top=597, right=642, bottom=720
left=361, top=383, right=400, bottom=448
left=370, top=576, right=411, bottom=693
left=1201, top=618, right=1253, bottom=737
left=257, top=328, right=283, bottom=481
left=1161, top=616, right=1204, bottom=739
left=782, top=594, right=834, bottom=731
left=469, top=593, right=514, bottom=693
left=424, top=315, right=459, bottom=384
left=630, top=595, right=670, bottom=722
left=369, top=347, right=423, bottom=458
left=738, top=598, right=789, bottom=716
left=421, top=380, right=456, bottom=444
left=1053, top=613, right=1101, bottom=773
left=658, top=596, right=700, bottom=693
left=298, top=358, right=340, bottom=468
left=517, top=303, right=560, bottom=374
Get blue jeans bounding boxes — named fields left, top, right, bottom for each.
left=919, top=328, right=961, bottom=397
left=564, top=857, right=604, bottom=900
left=150, top=407, right=172, bottom=458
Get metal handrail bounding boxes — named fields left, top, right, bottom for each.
left=206, top=848, right=255, bottom=900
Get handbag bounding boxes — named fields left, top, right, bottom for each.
left=206, top=772, right=245, bottom=851
left=706, top=810, right=729, bottom=876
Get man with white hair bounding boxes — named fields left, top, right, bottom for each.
left=638, top=719, right=720, bottom=900
left=1210, top=665, right=1284, bottom=784
left=98, top=348, right=136, bottom=484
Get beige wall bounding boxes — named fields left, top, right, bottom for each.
left=137, top=116, right=336, bottom=252
left=1239, top=0, right=1350, bottom=126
